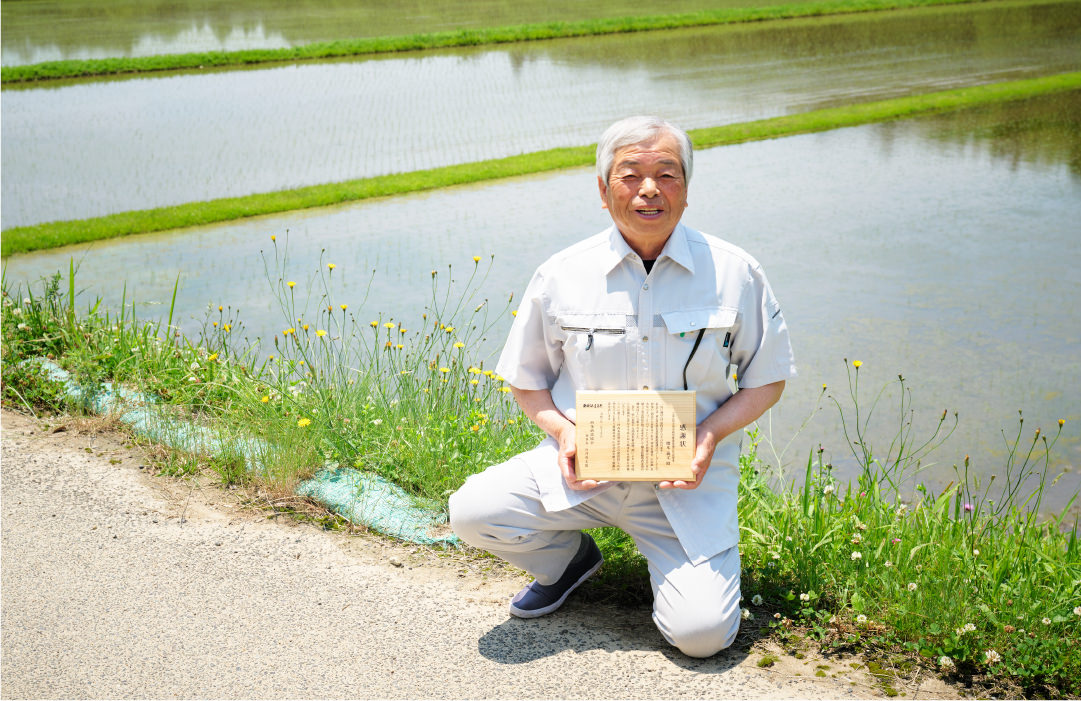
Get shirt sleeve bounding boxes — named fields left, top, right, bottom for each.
left=730, top=264, right=797, bottom=389
left=495, top=268, right=564, bottom=390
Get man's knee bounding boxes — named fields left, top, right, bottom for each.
left=654, top=599, right=741, bottom=658
left=448, top=475, right=491, bottom=548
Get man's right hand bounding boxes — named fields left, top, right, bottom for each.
left=555, top=424, right=603, bottom=491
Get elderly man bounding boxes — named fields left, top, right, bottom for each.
left=450, top=116, right=795, bottom=658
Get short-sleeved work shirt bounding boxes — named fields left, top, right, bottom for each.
left=496, top=223, right=796, bottom=563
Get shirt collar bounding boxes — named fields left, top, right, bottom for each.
left=603, top=223, right=696, bottom=275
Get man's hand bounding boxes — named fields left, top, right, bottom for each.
left=555, top=424, right=606, bottom=491
left=657, top=424, right=716, bottom=490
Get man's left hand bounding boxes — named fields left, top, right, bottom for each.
left=658, top=428, right=716, bottom=490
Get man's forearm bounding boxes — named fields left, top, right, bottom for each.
left=510, top=386, right=574, bottom=440
left=698, top=380, right=786, bottom=447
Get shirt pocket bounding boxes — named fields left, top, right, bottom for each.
left=661, top=307, right=739, bottom=390
left=556, top=312, right=629, bottom=389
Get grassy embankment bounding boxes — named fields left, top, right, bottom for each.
left=2, top=246, right=1078, bottom=698
left=0, top=0, right=992, bottom=84
left=3, top=70, right=1079, bottom=258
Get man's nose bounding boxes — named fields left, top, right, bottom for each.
left=640, top=177, right=660, bottom=197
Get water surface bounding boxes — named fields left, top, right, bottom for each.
left=0, top=0, right=797, bottom=66
left=3, top=0, right=1079, bottom=229
left=5, top=93, right=1078, bottom=508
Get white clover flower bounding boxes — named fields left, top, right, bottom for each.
left=851, top=551, right=862, bottom=561
left=774, top=612, right=782, bottom=619
left=751, top=594, right=763, bottom=606
left=856, top=614, right=868, bottom=625
left=956, top=623, right=976, bottom=636
left=908, top=582, right=918, bottom=592
left=884, top=560, right=894, bottom=568
left=17, top=323, right=29, bottom=330
left=371, top=419, right=383, bottom=425
left=851, top=534, right=862, bottom=545
left=771, top=552, right=780, bottom=560
left=1042, top=617, right=1052, bottom=625
left=11, top=307, right=22, bottom=316
left=741, top=608, right=753, bottom=620
left=823, top=484, right=835, bottom=495
left=973, top=549, right=980, bottom=556
left=22, top=298, right=31, bottom=305
left=190, top=361, right=200, bottom=370
left=938, top=656, right=955, bottom=671
left=984, top=649, right=1001, bottom=665
left=799, top=593, right=810, bottom=602
left=1074, top=606, right=1081, bottom=617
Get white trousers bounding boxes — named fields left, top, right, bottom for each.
left=449, top=456, right=742, bottom=658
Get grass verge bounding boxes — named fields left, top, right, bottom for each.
left=4, top=71, right=1079, bottom=258
left=0, top=0, right=994, bottom=84
left=2, top=246, right=1078, bottom=697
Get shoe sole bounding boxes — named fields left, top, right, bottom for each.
left=508, top=556, right=603, bottom=619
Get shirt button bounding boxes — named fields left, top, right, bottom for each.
left=642, top=385, right=649, bottom=390
left=641, top=335, right=649, bottom=342
left=642, top=283, right=649, bottom=290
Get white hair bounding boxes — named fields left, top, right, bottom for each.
left=596, top=116, right=694, bottom=185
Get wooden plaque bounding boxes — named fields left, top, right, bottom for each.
left=575, top=390, right=696, bottom=481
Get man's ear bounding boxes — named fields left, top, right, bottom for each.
left=597, top=176, right=609, bottom=210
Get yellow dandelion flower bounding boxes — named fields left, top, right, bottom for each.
left=384, top=322, right=396, bottom=329
left=298, top=360, right=305, bottom=365
left=327, top=263, right=336, bottom=270
left=439, top=367, right=450, bottom=373
left=316, top=329, right=327, bottom=337
left=268, top=354, right=275, bottom=361
left=483, top=370, right=494, bottom=377
left=297, top=417, right=311, bottom=427
left=473, top=256, right=481, bottom=263
left=327, top=306, right=333, bottom=313
left=512, top=310, right=517, bottom=317
left=223, top=324, right=231, bottom=332
left=399, top=327, right=407, bottom=334
left=217, top=305, right=223, bottom=312
left=853, top=360, right=863, bottom=368
left=207, top=353, right=218, bottom=361
left=300, top=324, right=307, bottom=331
left=271, top=234, right=276, bottom=241
left=283, top=328, right=295, bottom=335
left=1060, top=419, right=1066, bottom=427
left=454, top=342, right=465, bottom=349
left=370, top=321, right=378, bottom=327
left=470, top=379, right=479, bottom=386
left=213, top=322, right=218, bottom=327
left=445, top=326, right=455, bottom=333
left=471, top=424, right=480, bottom=432
left=468, top=367, right=481, bottom=374
left=287, top=281, right=296, bottom=288
left=261, top=395, right=269, bottom=403
left=495, top=375, right=505, bottom=382
left=340, top=304, right=347, bottom=311
left=396, top=344, right=404, bottom=350
left=385, top=341, right=392, bottom=348
left=499, top=387, right=511, bottom=393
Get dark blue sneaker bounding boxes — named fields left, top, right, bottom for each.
left=509, top=533, right=603, bottom=618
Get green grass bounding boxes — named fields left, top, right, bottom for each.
left=0, top=0, right=994, bottom=84
left=4, top=71, right=1079, bottom=258
left=3, top=247, right=1078, bottom=697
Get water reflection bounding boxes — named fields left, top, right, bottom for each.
left=0, top=0, right=797, bottom=66
left=5, top=95, right=1079, bottom=509
left=3, top=1, right=1080, bottom=229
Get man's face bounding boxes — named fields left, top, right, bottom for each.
left=598, top=133, right=689, bottom=254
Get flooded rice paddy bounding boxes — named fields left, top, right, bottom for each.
left=5, top=92, right=1079, bottom=508
left=0, top=0, right=797, bottom=66
left=3, top=1, right=1080, bottom=229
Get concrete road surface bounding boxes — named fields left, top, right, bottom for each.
left=2, top=410, right=955, bottom=699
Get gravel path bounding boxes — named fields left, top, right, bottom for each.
left=1, top=409, right=954, bottom=699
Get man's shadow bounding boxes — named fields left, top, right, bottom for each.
left=477, top=593, right=767, bottom=672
